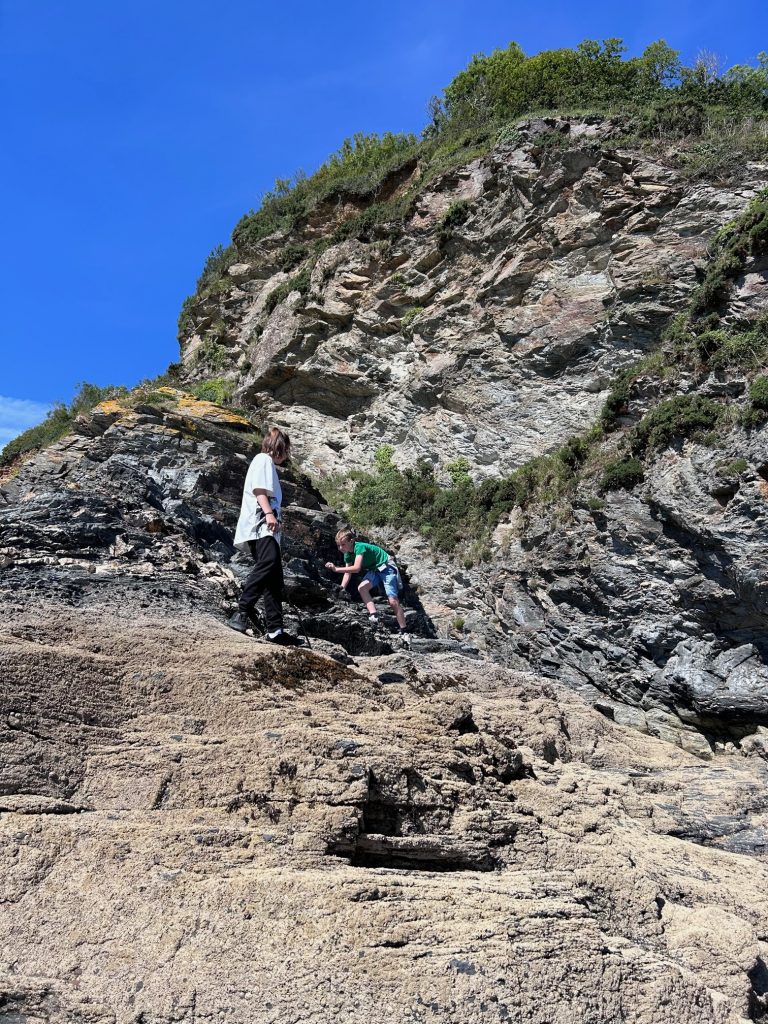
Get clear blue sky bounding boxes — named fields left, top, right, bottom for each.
left=1, top=0, right=767, bottom=440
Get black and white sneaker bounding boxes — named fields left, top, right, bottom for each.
left=267, top=631, right=304, bottom=648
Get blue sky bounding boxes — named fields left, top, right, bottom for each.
left=1, top=0, right=767, bottom=441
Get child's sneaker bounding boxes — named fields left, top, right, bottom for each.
left=368, top=614, right=380, bottom=624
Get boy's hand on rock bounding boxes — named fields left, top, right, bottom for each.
left=325, top=561, right=335, bottom=571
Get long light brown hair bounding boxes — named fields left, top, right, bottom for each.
left=262, top=427, right=291, bottom=461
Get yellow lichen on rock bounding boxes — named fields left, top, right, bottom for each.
left=176, top=395, right=252, bottom=429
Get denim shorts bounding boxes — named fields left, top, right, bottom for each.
left=362, top=563, right=400, bottom=599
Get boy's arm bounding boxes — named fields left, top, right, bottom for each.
left=324, top=555, right=364, bottom=575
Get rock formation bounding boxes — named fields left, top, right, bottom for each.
left=2, top=116, right=768, bottom=1022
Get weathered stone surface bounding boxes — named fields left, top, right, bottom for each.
left=3, top=602, right=768, bottom=1023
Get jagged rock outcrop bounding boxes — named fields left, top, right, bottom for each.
left=0, top=390, right=443, bottom=657
left=178, top=116, right=768, bottom=740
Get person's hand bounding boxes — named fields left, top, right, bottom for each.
left=265, top=512, right=278, bottom=533
left=325, top=561, right=336, bottom=571
left=337, top=587, right=352, bottom=602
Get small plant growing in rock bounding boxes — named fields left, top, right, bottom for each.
left=632, top=395, right=723, bottom=455
left=437, top=199, right=470, bottom=248
left=191, top=378, right=234, bottom=405
left=717, top=457, right=748, bottom=477
left=279, top=242, right=309, bottom=272
left=601, top=457, right=645, bottom=492
left=264, top=267, right=312, bottom=316
left=400, top=306, right=425, bottom=331
left=451, top=616, right=466, bottom=631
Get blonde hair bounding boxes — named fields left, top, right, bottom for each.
left=335, top=527, right=356, bottom=547
left=262, top=427, right=291, bottom=461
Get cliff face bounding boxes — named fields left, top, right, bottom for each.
left=180, top=119, right=756, bottom=475
left=179, top=116, right=768, bottom=747
left=2, top=118, right=768, bottom=1022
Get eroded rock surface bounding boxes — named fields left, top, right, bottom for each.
left=3, top=604, right=768, bottom=1023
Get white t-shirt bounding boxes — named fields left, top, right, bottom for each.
left=234, top=452, right=283, bottom=551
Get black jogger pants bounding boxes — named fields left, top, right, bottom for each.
left=239, top=536, right=284, bottom=633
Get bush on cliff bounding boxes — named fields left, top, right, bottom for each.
left=0, top=383, right=126, bottom=468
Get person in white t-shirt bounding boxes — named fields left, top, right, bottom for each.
left=227, top=427, right=302, bottom=646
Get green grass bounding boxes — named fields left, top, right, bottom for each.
left=0, top=383, right=127, bottom=468
left=749, top=374, right=768, bottom=410
left=601, top=457, right=645, bottom=491
left=191, top=378, right=235, bottom=404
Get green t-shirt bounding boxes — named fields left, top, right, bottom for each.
left=344, top=541, right=389, bottom=572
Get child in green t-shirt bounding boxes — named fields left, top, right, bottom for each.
left=325, top=528, right=408, bottom=635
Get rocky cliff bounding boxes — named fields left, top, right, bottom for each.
left=179, top=116, right=768, bottom=749
left=2, top=115, right=768, bottom=1022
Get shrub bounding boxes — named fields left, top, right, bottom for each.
left=280, top=242, right=309, bottom=272
left=749, top=374, right=768, bottom=410
left=601, top=457, right=645, bottom=491
left=709, top=315, right=768, bottom=370
left=632, top=395, right=722, bottom=454
left=718, top=457, right=748, bottom=476
left=197, top=243, right=237, bottom=291
left=263, top=267, right=312, bottom=316
left=193, top=341, right=229, bottom=372
left=191, top=378, right=234, bottom=405
left=437, top=200, right=471, bottom=248
left=0, top=382, right=126, bottom=467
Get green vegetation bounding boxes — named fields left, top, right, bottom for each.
left=718, top=457, right=748, bottom=476
left=191, top=378, right=234, bottom=404
left=631, top=395, right=723, bottom=454
left=749, top=374, right=768, bottom=410
left=601, top=457, right=645, bottom=491
left=0, top=383, right=126, bottom=468
left=602, top=191, right=768, bottom=433
left=192, top=340, right=229, bottom=372
left=263, top=266, right=312, bottom=316
left=232, top=133, right=419, bottom=253
left=437, top=200, right=471, bottom=248
left=400, top=306, right=425, bottom=330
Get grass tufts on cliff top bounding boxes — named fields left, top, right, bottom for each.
left=0, top=383, right=127, bottom=468
left=178, top=40, right=768, bottom=342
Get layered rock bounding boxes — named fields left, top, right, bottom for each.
left=178, top=117, right=768, bottom=740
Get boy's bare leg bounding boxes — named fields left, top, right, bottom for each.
left=357, top=581, right=377, bottom=615
left=388, top=596, right=407, bottom=629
